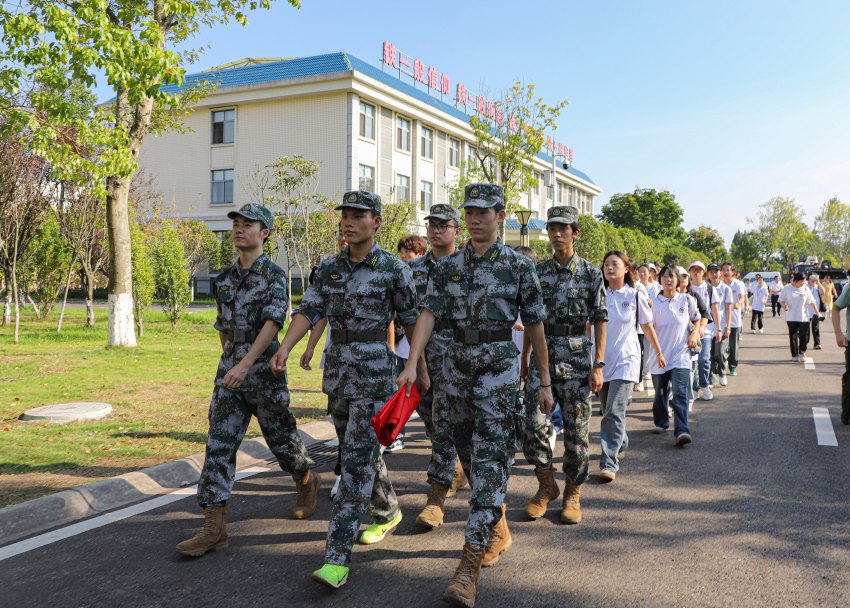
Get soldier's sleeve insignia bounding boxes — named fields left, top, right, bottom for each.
left=540, top=281, right=549, bottom=288
left=330, top=272, right=342, bottom=280
left=450, top=273, right=462, bottom=282
left=414, top=270, right=425, bottom=277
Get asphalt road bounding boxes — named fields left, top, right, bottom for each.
left=2, top=313, right=849, bottom=607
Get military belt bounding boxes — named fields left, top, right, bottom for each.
left=227, top=329, right=259, bottom=343
left=543, top=322, right=586, bottom=337
left=434, top=319, right=453, bottom=332
left=452, top=328, right=513, bottom=345
left=330, top=328, right=387, bottom=344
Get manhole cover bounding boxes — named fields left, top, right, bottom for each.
left=21, top=402, right=113, bottom=423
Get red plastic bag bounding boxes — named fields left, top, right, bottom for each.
left=371, top=384, right=421, bottom=447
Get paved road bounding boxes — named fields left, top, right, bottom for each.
left=2, top=315, right=849, bottom=607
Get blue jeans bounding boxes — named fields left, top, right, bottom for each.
left=599, top=380, right=633, bottom=472
left=652, top=368, right=690, bottom=437
left=692, top=336, right=713, bottom=391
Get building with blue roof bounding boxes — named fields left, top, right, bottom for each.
left=138, top=50, right=601, bottom=253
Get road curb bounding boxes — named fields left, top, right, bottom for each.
left=0, top=417, right=337, bottom=548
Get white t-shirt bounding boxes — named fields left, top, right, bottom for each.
left=751, top=283, right=769, bottom=312
left=808, top=283, right=822, bottom=319
left=649, top=292, right=701, bottom=373
left=769, top=279, right=784, bottom=295
left=634, top=281, right=648, bottom=335
left=647, top=282, right=662, bottom=299
left=779, top=284, right=816, bottom=323
left=690, top=281, right=720, bottom=338
left=712, top=281, right=734, bottom=333
left=728, top=279, right=747, bottom=328
left=603, top=286, right=652, bottom=383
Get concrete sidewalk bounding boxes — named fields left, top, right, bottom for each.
left=0, top=418, right=337, bottom=547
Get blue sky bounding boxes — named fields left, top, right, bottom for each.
left=102, top=0, right=850, bottom=246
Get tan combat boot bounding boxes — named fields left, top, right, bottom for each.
left=175, top=505, right=228, bottom=557
left=415, top=483, right=450, bottom=529
left=523, top=469, right=560, bottom=519
left=560, top=481, right=582, bottom=525
left=482, top=503, right=512, bottom=568
left=447, top=457, right=467, bottom=497
left=442, top=544, right=485, bottom=608
left=293, top=469, right=320, bottom=520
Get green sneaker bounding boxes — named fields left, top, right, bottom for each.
left=728, top=368, right=737, bottom=376
left=358, top=511, right=402, bottom=545
left=311, top=564, right=349, bottom=589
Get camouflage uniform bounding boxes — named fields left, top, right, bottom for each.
left=197, top=203, right=313, bottom=507
left=295, top=191, right=419, bottom=567
left=410, top=204, right=460, bottom=489
left=523, top=206, right=607, bottom=488
left=421, top=184, right=546, bottom=550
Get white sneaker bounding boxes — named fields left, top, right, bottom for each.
left=384, top=438, right=405, bottom=453
left=645, top=387, right=655, bottom=398
left=688, top=400, right=694, bottom=413
left=719, top=376, right=728, bottom=387
left=634, top=381, right=644, bottom=392
left=759, top=329, right=764, bottom=334
left=668, top=406, right=673, bottom=419
left=751, top=329, right=756, bottom=334
left=330, top=475, right=341, bottom=499
left=697, top=388, right=704, bottom=400
left=702, top=387, right=714, bottom=401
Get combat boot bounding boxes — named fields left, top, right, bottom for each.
left=175, top=505, right=228, bottom=557
left=482, top=503, right=511, bottom=568
left=447, top=457, right=467, bottom=498
left=415, top=483, right=450, bottom=529
left=560, top=481, right=582, bottom=525
left=293, top=469, right=320, bottom=520
left=442, top=544, right=485, bottom=608
left=523, top=469, right=560, bottom=519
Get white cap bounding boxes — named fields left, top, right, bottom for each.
left=647, top=263, right=657, bottom=271
left=689, top=261, right=706, bottom=271
left=676, top=266, right=688, bottom=276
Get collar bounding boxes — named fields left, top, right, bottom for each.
left=231, top=253, right=269, bottom=277
left=464, top=240, right=502, bottom=264
left=338, top=242, right=381, bottom=268
left=552, top=254, right=577, bottom=273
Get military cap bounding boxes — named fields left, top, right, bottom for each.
left=424, top=203, right=460, bottom=224
left=546, top=205, right=579, bottom=225
left=706, top=263, right=721, bottom=271
left=227, top=203, right=275, bottom=230
left=336, top=190, right=382, bottom=215
left=459, top=183, right=504, bottom=208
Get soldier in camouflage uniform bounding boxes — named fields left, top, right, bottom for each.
left=176, top=203, right=317, bottom=558
left=522, top=205, right=607, bottom=525
left=409, top=204, right=465, bottom=531
left=398, top=184, right=553, bottom=608
left=271, top=191, right=422, bottom=590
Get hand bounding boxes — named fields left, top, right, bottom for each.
left=687, top=330, right=700, bottom=349
left=589, top=367, right=603, bottom=392
left=656, top=352, right=667, bottom=369
left=416, top=368, right=431, bottom=396
left=299, top=347, right=315, bottom=371
left=520, top=359, right=529, bottom=383
left=396, top=366, right=417, bottom=397
left=837, top=334, right=848, bottom=348
left=724, top=328, right=731, bottom=337
left=538, top=386, right=554, bottom=414
left=223, top=362, right=249, bottom=389
left=715, top=333, right=722, bottom=344
left=269, top=348, right=289, bottom=376
left=513, top=321, right=525, bottom=331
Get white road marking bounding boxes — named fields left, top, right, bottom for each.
left=812, top=408, right=838, bottom=447
left=804, top=356, right=816, bottom=370
left=0, top=465, right=270, bottom=562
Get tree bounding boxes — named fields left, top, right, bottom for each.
left=599, top=222, right=624, bottom=260
left=575, top=214, right=606, bottom=265
left=22, top=213, right=72, bottom=319
left=130, top=218, right=155, bottom=336
left=177, top=220, right=221, bottom=300
left=619, top=227, right=655, bottom=266
left=730, top=230, right=761, bottom=274
left=813, top=197, right=850, bottom=266
left=151, top=223, right=190, bottom=330
left=0, top=0, right=302, bottom=347
left=685, top=225, right=727, bottom=262
left=748, top=197, right=810, bottom=273
left=599, top=188, right=686, bottom=241
left=377, top=202, right=418, bottom=254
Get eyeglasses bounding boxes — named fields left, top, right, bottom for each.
left=426, top=222, right=456, bottom=233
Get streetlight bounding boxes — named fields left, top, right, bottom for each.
left=544, top=153, right=570, bottom=207
left=516, top=208, right=533, bottom=248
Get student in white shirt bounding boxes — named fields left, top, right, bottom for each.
left=598, top=252, right=663, bottom=480
left=769, top=275, right=784, bottom=317
left=722, top=263, right=747, bottom=376
left=688, top=261, right=721, bottom=400
left=750, top=274, right=769, bottom=333
left=707, top=264, right=733, bottom=386
left=648, top=265, right=702, bottom=445
left=807, top=274, right=825, bottom=350
left=779, top=272, right=820, bottom=361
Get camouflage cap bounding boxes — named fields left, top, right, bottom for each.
left=546, top=205, right=579, bottom=225
left=336, top=190, right=382, bottom=215
left=227, top=203, right=274, bottom=230
left=424, top=203, right=460, bottom=224
left=459, top=183, right=504, bottom=209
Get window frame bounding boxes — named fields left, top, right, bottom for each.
left=419, top=179, right=433, bottom=211
left=359, top=101, right=376, bottom=140
left=211, top=109, right=236, bottom=145
left=395, top=173, right=411, bottom=202
left=421, top=126, right=434, bottom=160
left=396, top=115, right=411, bottom=152
left=358, top=163, right=375, bottom=192
left=211, top=169, right=235, bottom=205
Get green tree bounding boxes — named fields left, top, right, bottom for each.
left=130, top=219, right=155, bottom=336
left=749, top=197, right=810, bottom=273
left=0, top=0, right=302, bottom=347
left=151, top=223, right=190, bottom=330
left=575, top=214, right=605, bottom=265
left=599, top=222, right=624, bottom=260
left=813, top=197, right=850, bottom=266
left=619, top=227, right=655, bottom=266
left=177, top=220, right=221, bottom=300
left=684, top=225, right=727, bottom=261
left=730, top=230, right=761, bottom=274
left=529, top=239, right=552, bottom=261
left=599, top=188, right=686, bottom=241
left=377, top=202, right=418, bottom=254
left=22, top=213, right=72, bottom=319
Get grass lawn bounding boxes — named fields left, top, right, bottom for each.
left=0, top=306, right=328, bottom=508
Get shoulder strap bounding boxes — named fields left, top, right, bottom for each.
left=635, top=289, right=640, bottom=331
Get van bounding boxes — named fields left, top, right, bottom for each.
left=741, top=271, right=781, bottom=284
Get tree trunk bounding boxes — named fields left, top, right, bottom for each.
left=106, top=174, right=137, bottom=347
left=3, top=271, right=11, bottom=326
left=56, top=257, right=75, bottom=332
left=84, top=270, right=95, bottom=327
left=27, top=294, right=41, bottom=320
left=11, top=260, right=19, bottom=344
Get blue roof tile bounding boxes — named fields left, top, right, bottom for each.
left=504, top=218, right=549, bottom=230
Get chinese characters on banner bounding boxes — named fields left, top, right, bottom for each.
left=381, top=40, right=574, bottom=163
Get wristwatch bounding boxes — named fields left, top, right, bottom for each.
left=593, top=361, right=605, bottom=368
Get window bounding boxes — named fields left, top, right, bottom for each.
left=421, top=126, right=433, bottom=159
left=211, top=109, right=235, bottom=144
left=449, top=138, right=461, bottom=167
left=532, top=172, right=540, bottom=195
left=359, top=164, right=375, bottom=192
left=359, top=101, right=375, bottom=139
left=396, top=115, right=411, bottom=151
left=396, top=174, right=410, bottom=202
left=420, top=180, right=433, bottom=211
left=211, top=169, right=234, bottom=205
left=467, top=145, right=477, bottom=168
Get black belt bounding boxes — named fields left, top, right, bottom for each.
left=330, top=328, right=387, bottom=344
left=452, top=328, right=513, bottom=345
left=434, top=319, right=453, bottom=332
left=543, top=322, right=586, bottom=337
left=227, top=329, right=258, bottom=343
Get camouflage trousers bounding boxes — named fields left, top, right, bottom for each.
left=417, top=365, right=458, bottom=488
left=325, top=395, right=399, bottom=566
left=197, top=384, right=313, bottom=506
left=523, top=377, right=591, bottom=486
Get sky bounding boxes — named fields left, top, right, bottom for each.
left=94, top=0, right=850, bottom=246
